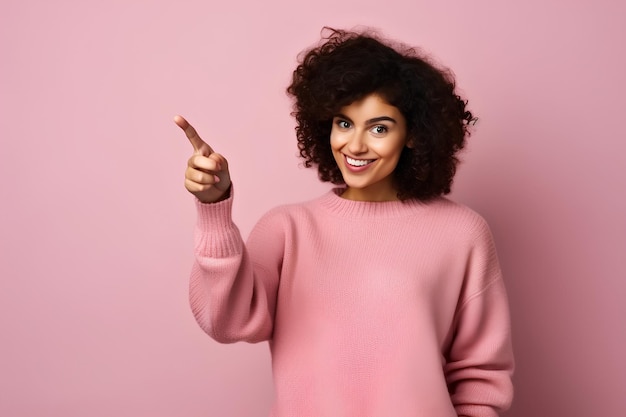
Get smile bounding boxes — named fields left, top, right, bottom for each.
left=346, top=156, right=376, bottom=167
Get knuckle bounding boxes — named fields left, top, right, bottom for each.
left=184, top=179, right=196, bottom=192
left=197, top=172, right=208, bottom=184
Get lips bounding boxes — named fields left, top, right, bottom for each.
left=346, top=156, right=375, bottom=167
left=342, top=154, right=377, bottom=174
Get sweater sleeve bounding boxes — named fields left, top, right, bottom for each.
left=188, top=192, right=283, bottom=344
left=444, top=221, right=515, bottom=417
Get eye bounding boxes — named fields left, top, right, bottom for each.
left=335, top=119, right=351, bottom=129
left=370, top=125, right=388, bottom=135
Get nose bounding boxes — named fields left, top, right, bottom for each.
left=346, top=130, right=368, bottom=155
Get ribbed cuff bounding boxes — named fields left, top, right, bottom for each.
left=193, top=188, right=243, bottom=258
left=195, top=191, right=235, bottom=231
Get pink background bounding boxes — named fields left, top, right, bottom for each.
left=1, top=0, right=625, bottom=416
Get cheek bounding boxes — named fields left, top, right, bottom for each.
left=329, top=135, right=342, bottom=162
left=373, top=141, right=405, bottom=158
left=329, top=130, right=341, bottom=151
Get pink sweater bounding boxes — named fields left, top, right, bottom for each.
left=190, top=189, right=514, bottom=417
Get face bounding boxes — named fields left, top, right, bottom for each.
left=330, top=93, right=409, bottom=201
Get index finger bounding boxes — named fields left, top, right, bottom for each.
left=173, top=115, right=213, bottom=154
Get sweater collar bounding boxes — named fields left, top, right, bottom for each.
left=316, top=188, right=431, bottom=218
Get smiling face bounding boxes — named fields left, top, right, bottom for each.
left=330, top=93, right=409, bottom=201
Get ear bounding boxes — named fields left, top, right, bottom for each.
left=405, top=136, right=416, bottom=149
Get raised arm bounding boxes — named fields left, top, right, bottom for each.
left=174, top=116, right=280, bottom=344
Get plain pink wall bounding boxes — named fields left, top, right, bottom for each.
left=1, top=0, right=624, bottom=416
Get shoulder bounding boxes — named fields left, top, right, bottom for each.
left=253, top=193, right=327, bottom=231
left=429, top=199, right=504, bottom=297
left=422, top=197, right=494, bottom=241
left=246, top=194, right=329, bottom=253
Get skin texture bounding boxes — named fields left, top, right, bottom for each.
left=330, top=94, right=409, bottom=202
left=174, top=115, right=231, bottom=204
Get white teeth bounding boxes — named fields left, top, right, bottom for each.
left=346, top=156, right=374, bottom=167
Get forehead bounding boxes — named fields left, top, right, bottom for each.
left=338, top=93, right=404, bottom=120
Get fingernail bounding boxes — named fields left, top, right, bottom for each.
left=214, top=175, right=221, bottom=183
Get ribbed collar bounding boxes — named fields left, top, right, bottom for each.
left=315, top=188, right=432, bottom=218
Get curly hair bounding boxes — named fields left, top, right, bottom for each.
left=286, top=27, right=476, bottom=201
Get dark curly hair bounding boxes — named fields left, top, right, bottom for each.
left=286, top=27, right=476, bottom=201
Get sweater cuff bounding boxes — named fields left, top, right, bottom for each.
left=193, top=187, right=243, bottom=258
left=195, top=186, right=234, bottom=231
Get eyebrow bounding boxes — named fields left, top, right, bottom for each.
left=335, top=114, right=397, bottom=125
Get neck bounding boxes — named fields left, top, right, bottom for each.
left=339, top=186, right=399, bottom=202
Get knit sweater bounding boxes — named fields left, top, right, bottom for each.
left=190, top=188, right=514, bottom=417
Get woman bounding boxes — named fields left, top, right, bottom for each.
left=175, top=28, right=514, bottom=417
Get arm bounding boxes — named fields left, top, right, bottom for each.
left=173, top=115, right=282, bottom=343
left=189, top=192, right=283, bottom=344
left=444, top=223, right=515, bottom=417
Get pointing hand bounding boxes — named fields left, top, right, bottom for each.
left=174, top=115, right=231, bottom=203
